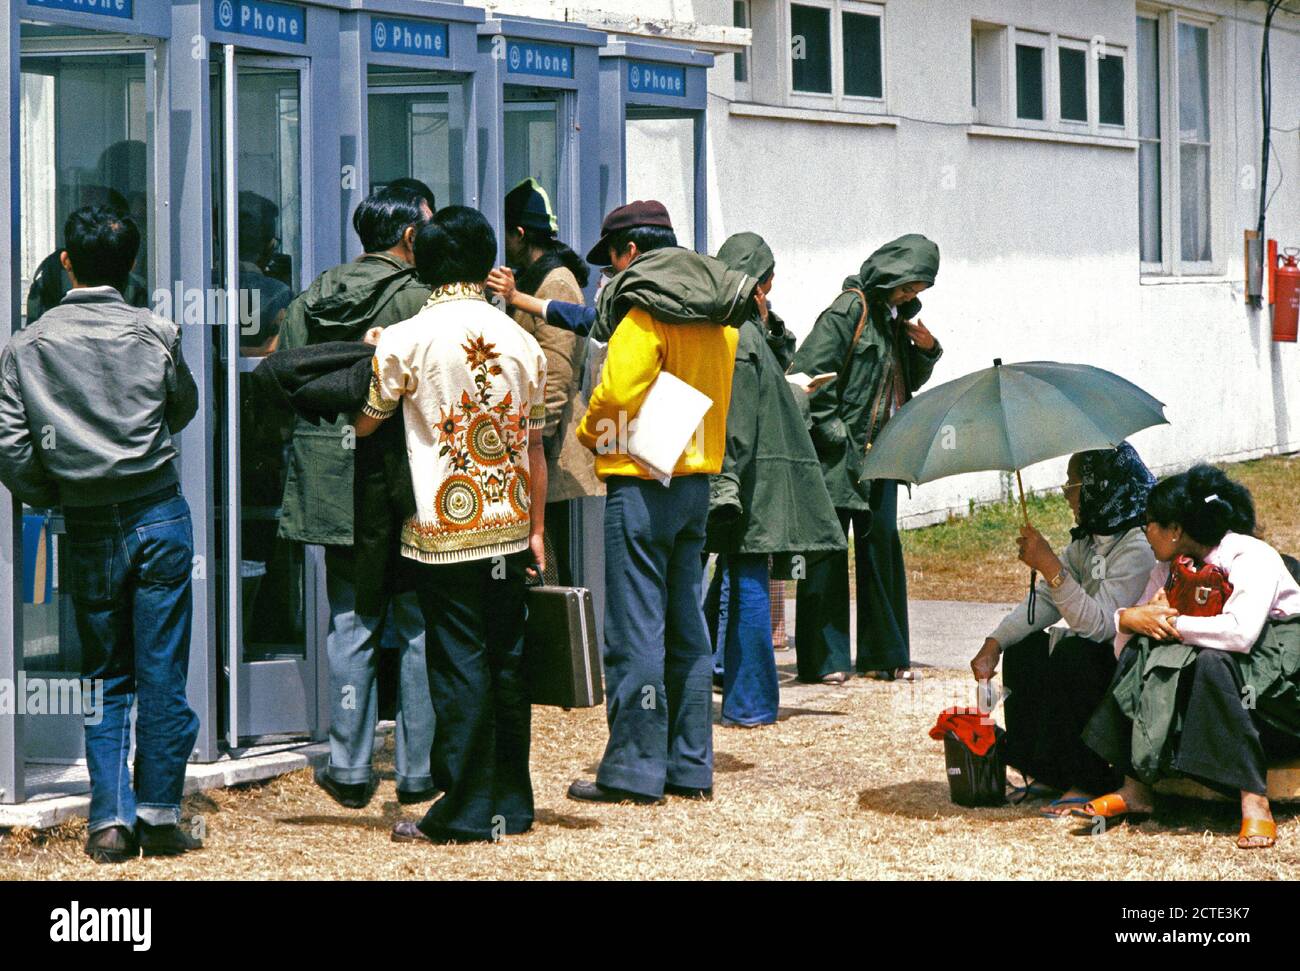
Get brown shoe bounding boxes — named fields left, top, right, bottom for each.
left=85, top=825, right=137, bottom=864
left=391, top=820, right=435, bottom=844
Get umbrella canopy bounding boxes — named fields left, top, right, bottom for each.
left=859, top=360, right=1168, bottom=485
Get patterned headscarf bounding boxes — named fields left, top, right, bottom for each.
left=1070, top=442, right=1156, bottom=540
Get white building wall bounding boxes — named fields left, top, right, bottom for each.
left=481, top=0, right=1300, bottom=525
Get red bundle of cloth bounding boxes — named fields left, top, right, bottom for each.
left=929, top=708, right=997, bottom=756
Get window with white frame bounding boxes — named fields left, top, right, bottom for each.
left=1137, top=10, right=1215, bottom=273
left=787, top=0, right=884, bottom=109
left=971, top=21, right=1130, bottom=138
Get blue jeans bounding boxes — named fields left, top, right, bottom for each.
left=325, top=574, right=434, bottom=792
left=63, top=486, right=198, bottom=834
left=714, top=554, right=779, bottom=726
left=598, top=475, right=713, bottom=797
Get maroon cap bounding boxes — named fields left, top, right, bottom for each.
left=586, top=200, right=675, bottom=265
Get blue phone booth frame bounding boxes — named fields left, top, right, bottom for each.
left=339, top=0, right=489, bottom=263
left=476, top=15, right=604, bottom=267
left=598, top=39, right=713, bottom=255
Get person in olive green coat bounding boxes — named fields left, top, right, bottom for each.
left=704, top=232, right=845, bottom=725
left=277, top=186, right=437, bottom=810
left=789, top=234, right=943, bottom=683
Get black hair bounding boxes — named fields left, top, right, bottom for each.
left=353, top=186, right=430, bottom=254
left=1145, top=463, right=1257, bottom=548
left=63, top=205, right=140, bottom=291
left=415, top=205, right=496, bottom=289
left=238, top=191, right=279, bottom=263
left=606, top=225, right=678, bottom=262
left=513, top=233, right=591, bottom=292
left=386, top=177, right=436, bottom=212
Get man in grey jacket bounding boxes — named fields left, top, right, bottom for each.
left=0, top=205, right=200, bottom=864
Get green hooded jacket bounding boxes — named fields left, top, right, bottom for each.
left=706, top=233, right=846, bottom=571
left=591, top=246, right=759, bottom=342
left=788, top=233, right=943, bottom=510
left=1099, top=617, right=1300, bottom=785
left=277, top=253, right=430, bottom=546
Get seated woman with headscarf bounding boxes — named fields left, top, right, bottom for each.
left=970, top=444, right=1156, bottom=816
left=1078, top=465, right=1300, bottom=849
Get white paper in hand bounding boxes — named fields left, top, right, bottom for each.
left=626, top=370, right=713, bottom=486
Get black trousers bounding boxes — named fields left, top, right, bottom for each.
left=1000, top=632, right=1120, bottom=795
left=412, top=550, right=534, bottom=840
left=794, top=481, right=909, bottom=681
left=1085, top=646, right=1300, bottom=796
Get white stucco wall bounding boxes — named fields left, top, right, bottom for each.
left=474, top=0, right=1300, bottom=524
left=606, top=0, right=1300, bottom=525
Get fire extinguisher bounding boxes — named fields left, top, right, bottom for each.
left=1272, top=244, right=1299, bottom=343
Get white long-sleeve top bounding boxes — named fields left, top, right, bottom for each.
left=1113, top=531, right=1300, bottom=656
left=989, top=527, right=1156, bottom=651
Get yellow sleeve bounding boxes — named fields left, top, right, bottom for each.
left=576, top=308, right=665, bottom=450
left=362, top=324, right=417, bottom=420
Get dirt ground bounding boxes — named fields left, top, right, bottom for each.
left=4, top=666, right=1295, bottom=881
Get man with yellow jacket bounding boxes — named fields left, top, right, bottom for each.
left=567, top=201, right=754, bottom=806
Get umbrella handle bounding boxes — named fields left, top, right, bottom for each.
left=1016, top=469, right=1037, bottom=624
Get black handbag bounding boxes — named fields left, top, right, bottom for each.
left=942, top=727, right=1008, bottom=807
left=523, top=582, right=604, bottom=708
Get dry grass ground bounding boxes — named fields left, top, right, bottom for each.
left=3, top=668, right=1296, bottom=880
left=902, top=455, right=1300, bottom=602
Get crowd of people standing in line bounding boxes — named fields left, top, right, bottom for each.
left=1, top=180, right=1298, bottom=863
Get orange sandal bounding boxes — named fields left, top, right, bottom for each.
left=1237, top=818, right=1276, bottom=850
left=1070, top=792, right=1152, bottom=828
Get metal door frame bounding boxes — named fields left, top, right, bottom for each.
left=215, top=46, right=326, bottom=748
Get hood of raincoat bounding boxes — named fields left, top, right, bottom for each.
left=843, top=233, right=940, bottom=320
left=716, top=232, right=775, bottom=283
left=592, top=246, right=758, bottom=341
left=296, top=253, right=425, bottom=340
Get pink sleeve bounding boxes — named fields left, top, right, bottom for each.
left=1174, top=549, right=1281, bottom=653
left=1113, top=566, right=1167, bottom=657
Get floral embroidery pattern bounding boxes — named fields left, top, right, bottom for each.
left=434, top=332, right=533, bottom=530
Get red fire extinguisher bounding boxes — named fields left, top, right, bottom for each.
left=1272, top=244, right=1299, bottom=343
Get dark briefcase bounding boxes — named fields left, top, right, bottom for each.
left=524, top=585, right=604, bottom=708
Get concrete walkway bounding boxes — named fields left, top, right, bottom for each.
left=780, top=596, right=1017, bottom=671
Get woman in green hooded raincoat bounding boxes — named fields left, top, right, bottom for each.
left=788, top=234, right=943, bottom=683
left=703, top=232, right=846, bottom=725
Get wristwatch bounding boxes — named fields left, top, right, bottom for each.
left=1047, top=569, right=1066, bottom=590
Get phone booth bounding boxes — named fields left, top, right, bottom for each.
left=193, top=0, right=350, bottom=756
left=598, top=38, right=713, bottom=254
left=339, top=0, right=488, bottom=262
left=0, top=0, right=179, bottom=804
left=476, top=15, right=603, bottom=257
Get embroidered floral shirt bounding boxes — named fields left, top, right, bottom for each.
left=364, top=283, right=547, bottom=564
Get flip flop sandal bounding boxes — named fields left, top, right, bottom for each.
left=1237, top=818, right=1276, bottom=850
left=821, top=672, right=849, bottom=685
left=1070, top=792, right=1152, bottom=828
left=1040, top=796, right=1091, bottom=818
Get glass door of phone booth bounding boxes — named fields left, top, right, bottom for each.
left=16, top=27, right=161, bottom=763
left=210, top=47, right=323, bottom=746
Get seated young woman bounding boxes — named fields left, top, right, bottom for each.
left=1079, top=465, right=1300, bottom=849
left=970, top=444, right=1156, bottom=817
